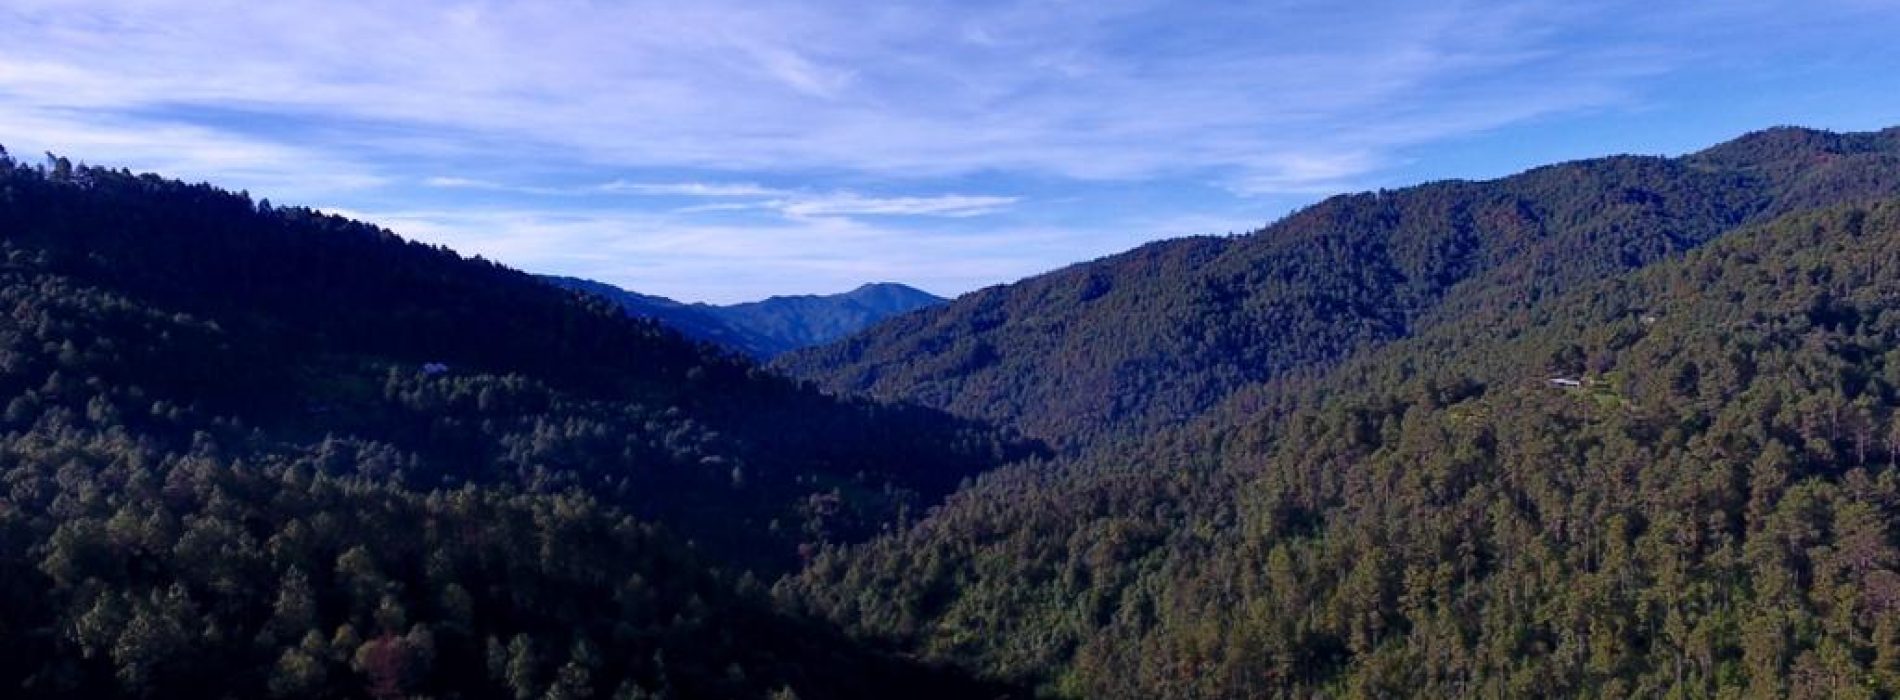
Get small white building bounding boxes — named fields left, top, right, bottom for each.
left=1546, top=377, right=1583, bottom=388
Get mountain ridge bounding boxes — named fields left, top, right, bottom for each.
left=777, top=126, right=1900, bottom=452
left=542, top=276, right=944, bottom=359
left=784, top=177, right=1900, bottom=700
left=0, top=150, right=1031, bottom=698
left=11, top=125, right=1900, bottom=698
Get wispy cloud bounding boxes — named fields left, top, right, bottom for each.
left=0, top=0, right=1714, bottom=190
left=617, top=184, right=1021, bottom=219
left=425, top=177, right=1022, bottom=219
left=0, top=101, right=387, bottom=201
left=330, top=204, right=1127, bottom=304
left=778, top=193, right=1018, bottom=219
left=597, top=181, right=788, bottom=197
left=4, top=0, right=1896, bottom=300
left=421, top=177, right=578, bottom=197
left=423, top=177, right=501, bottom=190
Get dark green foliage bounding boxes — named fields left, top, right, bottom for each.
left=0, top=153, right=1040, bottom=571
left=0, top=152, right=1031, bottom=698
left=783, top=200, right=1900, bottom=697
left=779, top=127, right=1900, bottom=453
left=0, top=421, right=1006, bottom=698
left=16, top=125, right=1900, bottom=699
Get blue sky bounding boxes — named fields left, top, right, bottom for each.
left=2, top=1, right=1897, bottom=303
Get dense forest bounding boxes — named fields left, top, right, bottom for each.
left=0, top=147, right=1033, bottom=698
left=783, top=158, right=1900, bottom=696
left=10, top=125, right=1900, bottom=699
left=779, top=127, right=1900, bottom=453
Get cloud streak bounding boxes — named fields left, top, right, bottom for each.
left=424, top=177, right=1020, bottom=219
left=0, top=0, right=1708, bottom=189
left=3, top=0, right=1895, bottom=301
left=327, top=204, right=1139, bottom=304
left=778, top=193, right=1018, bottom=219
left=598, top=182, right=787, bottom=198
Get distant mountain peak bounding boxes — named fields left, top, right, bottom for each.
left=540, top=277, right=945, bottom=359
left=852, top=281, right=930, bottom=293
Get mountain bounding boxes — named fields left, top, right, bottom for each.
left=540, top=275, right=780, bottom=356
left=784, top=169, right=1900, bottom=697
left=717, top=283, right=947, bottom=354
left=778, top=127, right=1900, bottom=453
left=0, top=151, right=1033, bottom=698
left=14, top=125, right=1900, bottom=700
left=542, top=276, right=944, bottom=359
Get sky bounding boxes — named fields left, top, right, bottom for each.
left=2, top=1, right=1898, bottom=303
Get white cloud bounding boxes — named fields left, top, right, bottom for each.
left=423, top=177, right=497, bottom=189
left=778, top=193, right=1019, bottom=219
left=598, top=181, right=788, bottom=197
left=611, top=184, right=1021, bottom=219
left=0, top=102, right=386, bottom=201
left=338, top=204, right=1126, bottom=303
left=1223, top=151, right=1389, bottom=197
left=425, top=178, right=1023, bottom=219
left=5, top=0, right=1893, bottom=301
left=0, top=0, right=1734, bottom=192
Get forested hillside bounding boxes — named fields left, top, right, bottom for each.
left=780, top=127, right=1900, bottom=452
left=13, top=126, right=1900, bottom=699
left=785, top=200, right=1900, bottom=697
left=0, top=149, right=1032, bottom=698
